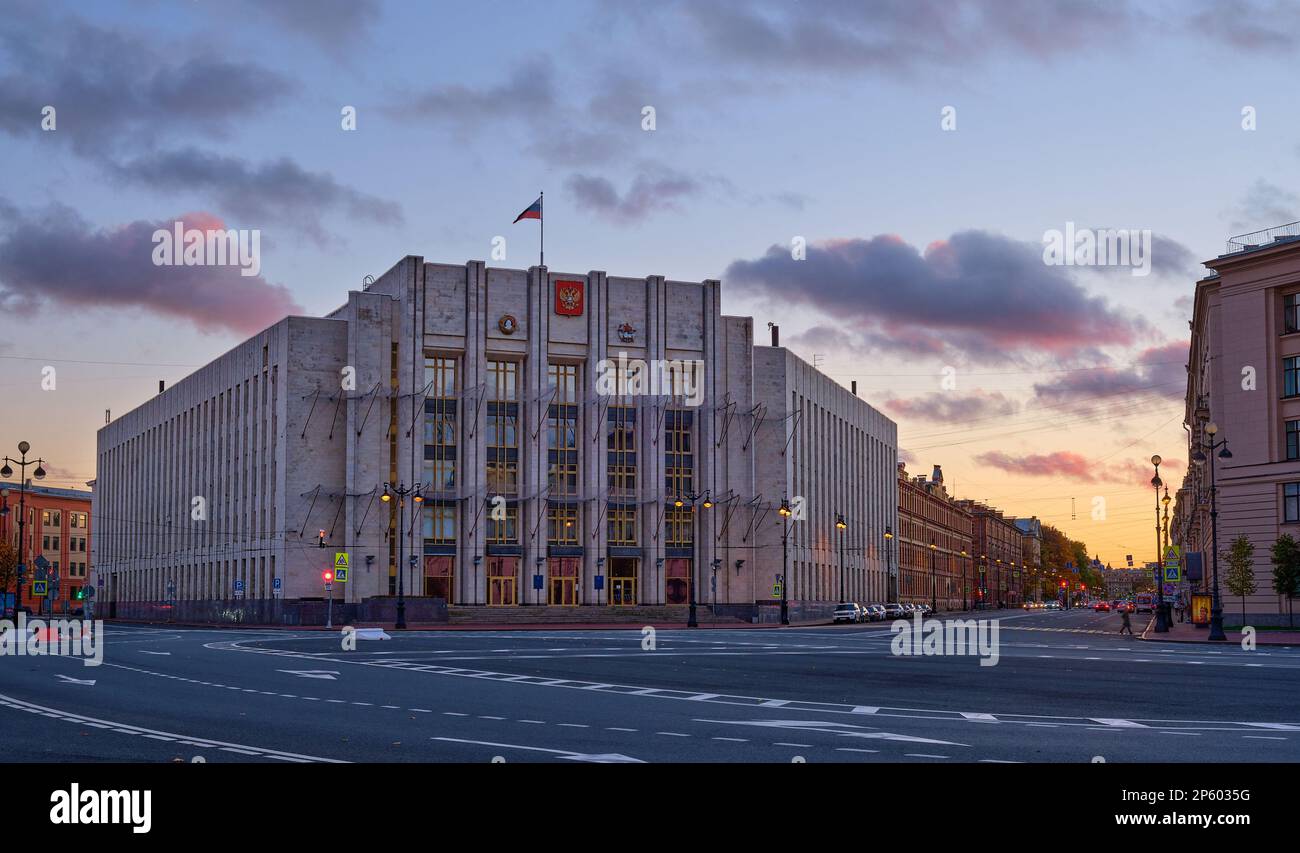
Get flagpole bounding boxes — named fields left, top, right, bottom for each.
left=539, top=191, right=544, bottom=268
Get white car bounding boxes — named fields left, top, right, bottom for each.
left=833, top=602, right=864, bottom=623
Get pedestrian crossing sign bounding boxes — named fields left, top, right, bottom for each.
left=31, top=580, right=47, bottom=597
left=335, top=552, right=350, bottom=571
left=772, top=583, right=782, bottom=598
left=335, top=567, right=348, bottom=583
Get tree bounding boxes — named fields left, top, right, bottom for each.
left=0, top=537, right=16, bottom=615
left=1223, top=534, right=1256, bottom=627
left=1270, top=534, right=1300, bottom=629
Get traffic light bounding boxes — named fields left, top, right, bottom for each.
left=318, top=529, right=326, bottom=548
left=322, top=569, right=333, bottom=584
left=75, top=588, right=84, bottom=600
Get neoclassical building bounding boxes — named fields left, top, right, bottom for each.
left=93, top=257, right=897, bottom=623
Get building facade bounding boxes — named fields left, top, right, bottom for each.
left=752, top=343, right=898, bottom=619
left=1, top=481, right=93, bottom=612
left=1013, top=516, right=1044, bottom=601
left=1172, top=227, right=1300, bottom=624
left=960, top=501, right=1025, bottom=608
left=93, top=257, right=898, bottom=624
left=896, top=463, right=972, bottom=611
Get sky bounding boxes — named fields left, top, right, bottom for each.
left=2, top=0, right=1297, bottom=567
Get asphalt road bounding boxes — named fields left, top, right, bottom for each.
left=3, top=606, right=1298, bottom=763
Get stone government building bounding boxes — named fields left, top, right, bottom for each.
left=92, top=257, right=898, bottom=624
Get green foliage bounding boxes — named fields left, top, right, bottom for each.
left=1223, top=535, right=1256, bottom=598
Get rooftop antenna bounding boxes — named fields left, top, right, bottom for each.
left=1071, top=497, right=1076, bottom=520
left=813, top=353, right=825, bottom=371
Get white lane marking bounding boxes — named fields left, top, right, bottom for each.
left=905, top=753, right=949, bottom=759
left=1091, top=718, right=1147, bottom=728
left=0, top=692, right=346, bottom=763
left=54, top=675, right=96, bottom=686
left=139, top=651, right=172, bottom=656
left=961, top=713, right=998, bottom=721
left=276, top=670, right=339, bottom=680
left=836, top=747, right=880, bottom=753
left=1243, top=736, right=1287, bottom=741
left=712, top=737, right=748, bottom=742
left=656, top=732, right=691, bottom=737
left=431, top=737, right=644, bottom=763
left=607, top=727, right=637, bottom=732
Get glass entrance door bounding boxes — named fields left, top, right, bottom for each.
left=609, top=557, right=637, bottom=606
left=548, top=557, right=579, bottom=606
left=487, top=557, right=518, bottom=606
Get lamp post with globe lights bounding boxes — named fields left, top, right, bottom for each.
left=1, top=442, right=47, bottom=618
left=381, top=482, right=423, bottom=630
left=1150, top=455, right=1171, bottom=632
left=1191, top=423, right=1231, bottom=641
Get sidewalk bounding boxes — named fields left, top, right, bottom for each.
left=1139, top=617, right=1300, bottom=646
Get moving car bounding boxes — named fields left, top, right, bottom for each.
left=833, top=602, right=864, bottom=624
left=1135, top=593, right=1155, bottom=613
left=1044, top=601, right=1061, bottom=610
left=1093, top=601, right=1110, bottom=612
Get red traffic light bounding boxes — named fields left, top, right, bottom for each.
left=322, top=570, right=333, bottom=583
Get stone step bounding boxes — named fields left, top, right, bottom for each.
left=446, top=605, right=744, bottom=624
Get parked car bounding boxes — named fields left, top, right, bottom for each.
left=884, top=603, right=906, bottom=619
left=901, top=603, right=917, bottom=615
left=833, top=602, right=864, bottom=624
left=864, top=604, right=886, bottom=622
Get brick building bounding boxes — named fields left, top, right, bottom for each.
left=959, top=500, right=1025, bottom=608
left=896, top=463, right=972, bottom=611
left=1, top=481, right=93, bottom=614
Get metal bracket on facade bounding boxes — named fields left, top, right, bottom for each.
left=406, top=378, right=436, bottom=438
left=714, top=491, right=741, bottom=541
left=716, top=397, right=737, bottom=448
left=354, top=485, right=379, bottom=537
left=742, top=495, right=770, bottom=544
left=297, top=485, right=322, bottom=538
left=356, top=382, right=383, bottom=437
left=300, top=388, right=321, bottom=439
left=741, top=403, right=766, bottom=452
left=780, top=409, right=803, bottom=457
left=326, top=389, right=345, bottom=441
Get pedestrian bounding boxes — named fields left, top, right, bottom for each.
left=1119, top=608, right=1133, bottom=636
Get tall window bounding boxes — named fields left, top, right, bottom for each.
left=487, top=360, right=519, bottom=496
left=665, top=410, right=694, bottom=546
left=423, top=355, right=458, bottom=545
left=1286, top=293, right=1300, bottom=335
left=1288, top=420, right=1300, bottom=461
left=607, top=404, right=637, bottom=545
left=1286, top=357, right=1300, bottom=398
left=1286, top=483, right=1300, bottom=523
left=548, top=363, right=580, bottom=543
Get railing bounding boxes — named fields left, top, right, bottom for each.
left=1226, top=220, right=1300, bottom=254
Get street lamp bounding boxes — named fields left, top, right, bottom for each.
left=1191, top=423, right=1232, bottom=641
left=778, top=497, right=792, bottom=625
left=381, top=482, right=424, bottom=630
left=884, top=527, right=895, bottom=602
left=929, top=540, right=937, bottom=612
left=1150, top=455, right=1171, bottom=632
left=1, top=442, right=47, bottom=618
left=835, top=512, right=847, bottom=602
left=682, top=490, right=713, bottom=628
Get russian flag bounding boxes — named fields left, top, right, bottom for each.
left=513, top=195, right=542, bottom=223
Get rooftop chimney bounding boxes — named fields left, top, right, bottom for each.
left=158, top=380, right=165, bottom=394
left=770, top=324, right=779, bottom=347
left=932, top=464, right=943, bottom=484
left=851, top=380, right=857, bottom=396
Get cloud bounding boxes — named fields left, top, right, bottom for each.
left=230, top=0, right=383, bottom=52
left=673, top=0, right=1141, bottom=76
left=725, top=231, right=1146, bottom=363
left=884, top=391, right=1021, bottom=424
left=565, top=164, right=720, bottom=223
left=109, top=148, right=403, bottom=245
left=0, top=10, right=294, bottom=153
left=1225, top=178, right=1300, bottom=234
left=0, top=203, right=302, bottom=336
left=974, top=450, right=1180, bottom=486
left=1031, top=341, right=1187, bottom=411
